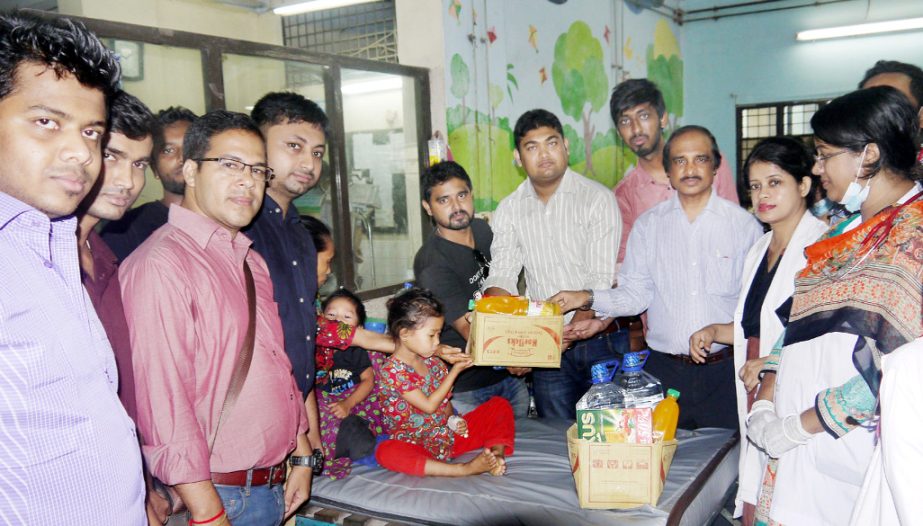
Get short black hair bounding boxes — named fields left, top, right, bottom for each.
left=609, top=78, right=666, bottom=122
left=109, top=90, right=156, bottom=141
left=859, top=60, right=923, bottom=109
left=0, top=12, right=120, bottom=103
left=811, top=86, right=919, bottom=181
left=153, top=106, right=197, bottom=156
left=251, top=91, right=329, bottom=137
left=386, top=287, right=443, bottom=340
left=744, top=136, right=816, bottom=207
left=662, top=125, right=722, bottom=173
left=183, top=110, right=262, bottom=163
left=513, top=109, right=564, bottom=148
left=421, top=161, right=472, bottom=202
left=322, top=288, right=367, bottom=326
left=301, top=215, right=332, bottom=253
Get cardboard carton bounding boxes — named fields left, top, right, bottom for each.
left=567, top=424, right=677, bottom=509
left=576, top=408, right=654, bottom=444
left=466, top=310, right=563, bottom=368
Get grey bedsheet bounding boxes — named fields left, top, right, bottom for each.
left=310, top=418, right=738, bottom=526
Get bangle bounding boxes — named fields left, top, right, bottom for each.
left=190, top=510, right=226, bottom=525
left=579, top=290, right=594, bottom=311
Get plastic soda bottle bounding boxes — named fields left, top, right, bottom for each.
left=474, top=296, right=560, bottom=316
left=652, top=388, right=680, bottom=441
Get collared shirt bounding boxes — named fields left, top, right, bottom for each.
left=0, top=192, right=146, bottom=525
left=120, top=205, right=308, bottom=485
left=244, top=194, right=318, bottom=397
left=100, top=200, right=169, bottom=262
left=83, top=230, right=138, bottom=422
left=593, top=191, right=763, bottom=355
left=482, top=168, right=620, bottom=321
left=613, top=157, right=739, bottom=262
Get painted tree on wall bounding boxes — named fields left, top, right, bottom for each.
left=450, top=53, right=470, bottom=124
left=551, top=21, right=608, bottom=177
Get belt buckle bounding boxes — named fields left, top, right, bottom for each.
left=268, top=465, right=279, bottom=487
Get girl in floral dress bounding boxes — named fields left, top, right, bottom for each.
left=374, top=288, right=515, bottom=477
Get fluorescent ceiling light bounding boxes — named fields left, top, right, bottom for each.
left=341, top=77, right=402, bottom=95
left=796, top=17, right=923, bottom=41
left=273, top=0, right=381, bottom=16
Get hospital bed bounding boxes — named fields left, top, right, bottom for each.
left=300, top=418, right=740, bottom=526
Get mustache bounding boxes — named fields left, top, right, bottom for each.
left=680, top=175, right=703, bottom=182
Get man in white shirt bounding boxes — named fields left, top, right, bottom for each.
left=551, top=125, right=762, bottom=428
left=483, top=109, right=622, bottom=419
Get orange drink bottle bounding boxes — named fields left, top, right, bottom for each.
left=474, top=296, right=560, bottom=316
left=652, top=388, right=680, bottom=441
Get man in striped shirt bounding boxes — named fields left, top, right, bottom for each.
left=483, top=109, right=623, bottom=419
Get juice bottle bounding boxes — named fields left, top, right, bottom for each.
left=652, top=388, right=680, bottom=441
left=474, top=296, right=560, bottom=316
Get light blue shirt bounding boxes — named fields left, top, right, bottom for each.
left=593, top=191, right=763, bottom=355
left=0, top=192, right=146, bottom=524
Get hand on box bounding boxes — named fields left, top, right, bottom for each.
left=436, top=344, right=465, bottom=363
left=450, top=356, right=474, bottom=373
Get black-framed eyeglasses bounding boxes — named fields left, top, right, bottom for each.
left=473, top=249, right=490, bottom=278
left=194, top=157, right=275, bottom=182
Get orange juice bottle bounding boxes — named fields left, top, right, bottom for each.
left=475, top=296, right=560, bottom=316
left=652, top=389, right=680, bottom=441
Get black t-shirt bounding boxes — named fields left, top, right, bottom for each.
left=741, top=251, right=780, bottom=339
left=413, top=218, right=507, bottom=392
left=100, top=201, right=169, bottom=262
left=316, top=346, right=372, bottom=395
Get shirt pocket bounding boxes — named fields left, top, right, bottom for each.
left=704, top=249, right=741, bottom=298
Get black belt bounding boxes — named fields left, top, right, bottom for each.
left=660, top=346, right=732, bottom=365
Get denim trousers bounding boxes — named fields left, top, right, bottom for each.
left=451, top=375, right=530, bottom=417
left=532, top=328, right=629, bottom=419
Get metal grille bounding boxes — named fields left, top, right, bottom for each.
left=282, top=1, right=397, bottom=63
left=736, top=98, right=827, bottom=206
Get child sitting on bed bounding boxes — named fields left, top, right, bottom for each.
left=375, top=287, right=515, bottom=477
left=314, top=288, right=386, bottom=479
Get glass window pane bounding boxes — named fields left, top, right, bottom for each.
left=108, top=40, right=206, bottom=207
left=342, top=69, right=422, bottom=291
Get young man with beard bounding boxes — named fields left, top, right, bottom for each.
left=0, top=12, right=146, bottom=523
left=101, top=106, right=197, bottom=261
left=413, top=161, right=530, bottom=416
left=551, top=126, right=762, bottom=429
left=482, top=109, right=622, bottom=420
left=121, top=111, right=314, bottom=524
left=610, top=79, right=739, bottom=263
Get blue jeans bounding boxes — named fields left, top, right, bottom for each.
left=533, top=329, right=628, bottom=419
left=452, top=375, right=530, bottom=417
left=215, top=483, right=284, bottom=526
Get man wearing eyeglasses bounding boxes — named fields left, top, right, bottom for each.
left=551, top=125, right=762, bottom=430
left=121, top=111, right=314, bottom=525
left=413, top=161, right=531, bottom=417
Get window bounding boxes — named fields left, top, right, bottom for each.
left=736, top=99, right=827, bottom=207
left=282, top=1, right=397, bottom=63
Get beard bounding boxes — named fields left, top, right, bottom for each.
left=631, top=134, right=662, bottom=158
left=439, top=210, right=472, bottom=230
left=161, top=177, right=185, bottom=195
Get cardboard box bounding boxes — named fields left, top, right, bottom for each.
left=576, top=408, right=653, bottom=444
left=567, top=424, right=677, bottom=509
left=466, top=311, right=564, bottom=368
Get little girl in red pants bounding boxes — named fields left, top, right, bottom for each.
left=375, top=288, right=515, bottom=477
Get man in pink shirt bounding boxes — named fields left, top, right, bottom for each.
left=611, top=79, right=739, bottom=263
left=121, top=111, right=314, bottom=526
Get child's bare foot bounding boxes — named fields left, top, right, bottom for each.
left=488, top=445, right=507, bottom=476
left=462, top=448, right=498, bottom=476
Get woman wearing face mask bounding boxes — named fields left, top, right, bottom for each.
left=689, top=136, right=828, bottom=526
left=744, top=86, right=923, bottom=525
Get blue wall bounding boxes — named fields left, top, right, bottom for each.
left=682, top=0, right=923, bottom=174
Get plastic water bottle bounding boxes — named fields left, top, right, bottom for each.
left=612, top=351, right=664, bottom=408
left=575, top=359, right=622, bottom=410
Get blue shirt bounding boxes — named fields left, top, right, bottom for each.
left=245, top=195, right=318, bottom=397
left=593, top=191, right=763, bottom=355
left=0, top=192, right=146, bottom=524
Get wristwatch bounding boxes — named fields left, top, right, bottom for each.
left=289, top=448, right=324, bottom=475
left=579, top=289, right=594, bottom=311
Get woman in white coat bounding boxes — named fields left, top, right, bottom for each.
left=689, top=136, right=827, bottom=526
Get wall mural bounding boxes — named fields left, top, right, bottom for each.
left=444, top=0, right=683, bottom=211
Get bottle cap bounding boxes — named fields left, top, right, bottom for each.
left=468, top=299, right=475, bottom=311
left=619, top=350, right=650, bottom=373
left=589, top=359, right=620, bottom=384
left=667, top=388, right=680, bottom=399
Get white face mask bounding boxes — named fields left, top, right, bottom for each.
left=838, top=144, right=871, bottom=213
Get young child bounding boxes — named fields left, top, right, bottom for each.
left=375, top=288, right=515, bottom=477
left=314, top=289, right=385, bottom=479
